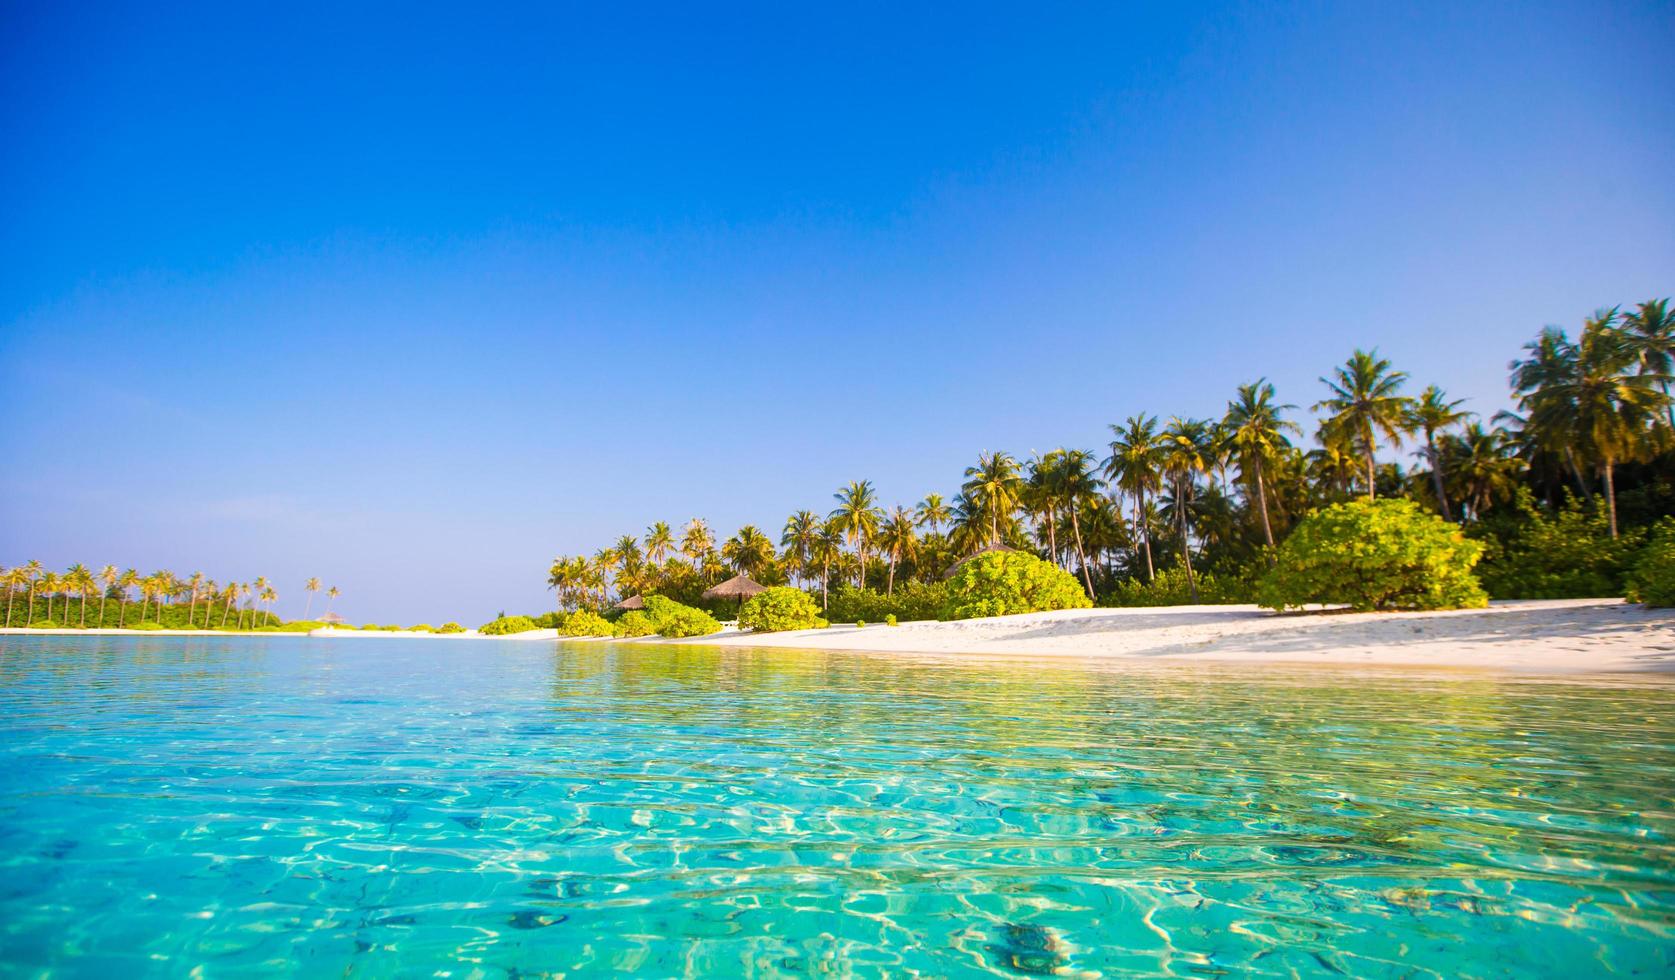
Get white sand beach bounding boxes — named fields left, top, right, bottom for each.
left=668, top=599, right=1675, bottom=674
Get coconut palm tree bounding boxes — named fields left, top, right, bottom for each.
left=961, top=452, right=1022, bottom=548
left=1315, top=349, right=1412, bottom=499
left=645, top=522, right=675, bottom=565
left=115, top=568, right=136, bottom=627
left=830, top=480, right=883, bottom=588
left=877, top=506, right=919, bottom=595
left=915, top=493, right=951, bottom=538
left=1023, top=452, right=1063, bottom=565
left=327, top=586, right=340, bottom=615
left=1160, top=418, right=1212, bottom=602
left=304, top=577, right=322, bottom=619
left=1405, top=385, right=1473, bottom=521
left=780, top=511, right=820, bottom=588
left=1520, top=310, right=1669, bottom=536
left=1224, top=380, right=1299, bottom=550
left=261, top=585, right=278, bottom=624
left=21, top=560, right=41, bottom=626
left=812, top=520, right=844, bottom=608
left=4, top=566, right=24, bottom=627
left=722, top=525, right=776, bottom=579
left=1440, top=423, right=1524, bottom=520
left=1053, top=448, right=1103, bottom=595
left=97, top=565, right=117, bottom=626
left=681, top=519, right=715, bottom=570
left=187, top=572, right=205, bottom=626
left=1622, top=298, right=1675, bottom=430
left=1104, top=415, right=1162, bottom=581
left=66, top=564, right=93, bottom=626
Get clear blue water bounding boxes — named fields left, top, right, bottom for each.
left=0, top=635, right=1671, bottom=977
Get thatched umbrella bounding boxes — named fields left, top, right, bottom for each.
left=941, top=543, right=1018, bottom=580
left=702, top=573, right=767, bottom=618
left=613, top=594, right=646, bottom=611
left=319, top=611, right=346, bottom=626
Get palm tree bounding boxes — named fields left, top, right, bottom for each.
left=97, top=565, right=117, bottom=626
left=21, top=560, right=41, bottom=626
left=812, top=520, right=844, bottom=608
left=877, top=506, right=919, bottom=595
left=1523, top=310, right=1670, bottom=536
left=722, top=525, right=776, bottom=579
left=780, top=511, right=820, bottom=588
left=1104, top=415, right=1162, bottom=581
left=135, top=574, right=154, bottom=624
left=961, top=452, right=1022, bottom=547
left=1160, top=418, right=1212, bottom=602
left=66, top=564, right=93, bottom=627
left=1053, top=449, right=1103, bottom=595
left=304, top=577, right=322, bottom=619
left=830, top=481, right=882, bottom=588
left=645, top=522, right=675, bottom=565
left=219, top=583, right=238, bottom=627
left=915, top=493, right=951, bottom=538
left=198, top=579, right=217, bottom=628
left=261, top=585, right=278, bottom=624
left=38, top=571, right=61, bottom=623
left=187, top=572, right=205, bottom=626
left=1224, top=380, right=1299, bottom=551
left=327, top=586, right=340, bottom=615
left=681, top=519, right=715, bottom=573
left=116, top=568, right=137, bottom=627
left=1622, top=298, right=1675, bottom=429
left=1405, top=385, right=1473, bottom=521
left=1023, top=452, right=1063, bottom=565
left=1441, top=423, right=1524, bottom=519
left=3, top=566, right=23, bottom=627
left=1315, top=349, right=1412, bottom=499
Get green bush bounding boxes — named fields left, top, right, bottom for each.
left=133, top=621, right=164, bottom=631
left=275, top=620, right=326, bottom=632
left=611, top=610, right=658, bottom=637
left=855, top=620, right=866, bottom=628
left=825, top=582, right=948, bottom=623
left=885, top=614, right=897, bottom=626
left=554, top=610, right=614, bottom=637
left=644, top=595, right=721, bottom=638
left=29, top=619, right=61, bottom=629
left=1627, top=519, right=1675, bottom=607
left=943, top=551, right=1093, bottom=620
left=410, top=624, right=434, bottom=633
left=479, top=615, right=539, bottom=635
left=739, top=587, right=821, bottom=632
left=436, top=622, right=464, bottom=634
left=361, top=623, right=381, bottom=631
left=1101, top=567, right=1253, bottom=607
left=1256, top=498, right=1488, bottom=612
left=1474, top=492, right=1645, bottom=598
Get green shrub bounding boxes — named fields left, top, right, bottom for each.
left=554, top=610, right=614, bottom=637
left=738, top=587, right=821, bottom=632
left=1101, top=567, right=1253, bottom=607
left=612, top=610, right=658, bottom=637
left=132, top=621, right=164, bottom=631
left=1256, top=498, right=1488, bottom=612
left=644, top=595, right=721, bottom=638
left=885, top=614, right=898, bottom=626
left=855, top=620, right=866, bottom=628
left=1473, top=492, right=1645, bottom=598
left=436, top=622, right=464, bottom=634
left=479, top=615, right=539, bottom=635
left=825, top=582, right=948, bottom=623
left=410, top=624, right=434, bottom=633
left=361, top=623, right=381, bottom=631
left=943, top=551, right=1093, bottom=620
left=275, top=620, right=325, bottom=632
left=29, top=620, right=61, bottom=629
left=1627, top=519, right=1675, bottom=607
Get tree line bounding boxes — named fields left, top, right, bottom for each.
left=0, top=565, right=339, bottom=629
left=548, top=299, right=1672, bottom=612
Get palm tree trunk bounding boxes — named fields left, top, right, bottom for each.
left=1254, top=460, right=1276, bottom=552
left=4, top=586, right=12, bottom=628
left=887, top=555, right=896, bottom=595
left=1564, top=447, right=1589, bottom=499
left=1427, top=440, right=1452, bottom=521
left=1177, top=479, right=1199, bottom=602
left=79, top=592, right=87, bottom=627
left=1069, top=507, right=1094, bottom=598
left=25, top=585, right=35, bottom=626
left=1602, top=458, right=1619, bottom=539
left=98, top=592, right=108, bottom=628
left=1136, top=492, right=1155, bottom=582
left=821, top=558, right=829, bottom=610
left=221, top=596, right=233, bottom=627
left=1365, top=449, right=1377, bottom=501
left=117, top=594, right=126, bottom=628
left=1045, top=506, right=1058, bottom=567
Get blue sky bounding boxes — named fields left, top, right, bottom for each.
left=3, top=1, right=1672, bottom=624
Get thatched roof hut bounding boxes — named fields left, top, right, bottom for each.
left=701, top=574, right=767, bottom=602
left=613, top=594, right=646, bottom=611
left=941, top=543, right=1019, bottom=580
left=319, top=611, right=346, bottom=625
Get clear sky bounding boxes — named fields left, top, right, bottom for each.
left=3, top=1, right=1672, bottom=624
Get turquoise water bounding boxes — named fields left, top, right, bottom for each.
left=0, top=636, right=1671, bottom=977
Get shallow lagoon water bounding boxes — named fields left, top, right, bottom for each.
left=0, top=635, right=1670, bottom=977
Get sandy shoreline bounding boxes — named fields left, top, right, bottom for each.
left=660, top=599, right=1675, bottom=674
left=4, top=599, right=1670, bottom=673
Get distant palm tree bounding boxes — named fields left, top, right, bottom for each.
left=21, top=559, right=42, bottom=626
left=198, top=579, right=217, bottom=628
left=117, top=568, right=137, bottom=627
left=1621, top=298, right=1675, bottom=429
left=780, top=511, right=820, bottom=588
left=1225, top=380, right=1299, bottom=550
left=1405, top=385, right=1473, bottom=521
left=722, top=525, right=776, bottom=579
left=66, top=564, right=93, bottom=626
left=1023, top=452, right=1062, bottom=565
left=261, top=585, right=278, bottom=624
left=3, top=566, right=24, bottom=627
left=681, top=519, right=715, bottom=571
left=1104, top=415, right=1162, bottom=581
left=1441, top=423, right=1524, bottom=520
left=830, top=481, right=883, bottom=588
left=327, top=586, right=340, bottom=614
left=1315, top=349, right=1412, bottom=499
left=877, top=506, right=919, bottom=595
left=1160, top=418, right=1212, bottom=602
left=187, top=572, right=205, bottom=626
left=961, top=452, right=1022, bottom=547
left=98, top=565, right=118, bottom=626
left=220, top=584, right=238, bottom=627
left=914, top=493, right=951, bottom=538
left=812, top=520, right=845, bottom=608
left=304, top=577, right=322, bottom=619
